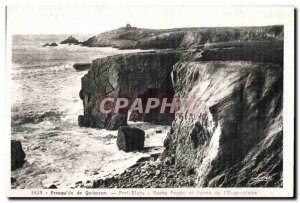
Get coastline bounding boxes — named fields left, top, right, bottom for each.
left=12, top=25, right=284, bottom=189
left=84, top=156, right=196, bottom=189
left=10, top=36, right=161, bottom=189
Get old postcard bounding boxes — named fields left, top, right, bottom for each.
left=7, top=5, right=294, bottom=198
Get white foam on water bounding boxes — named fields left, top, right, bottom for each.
left=11, top=36, right=164, bottom=189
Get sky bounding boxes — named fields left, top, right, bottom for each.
left=7, top=5, right=292, bottom=34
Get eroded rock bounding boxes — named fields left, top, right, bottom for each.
left=60, top=36, right=80, bottom=45
left=117, top=126, right=145, bottom=152
left=78, top=51, right=178, bottom=129
left=48, top=184, right=57, bottom=189
left=162, top=60, right=283, bottom=187
left=11, top=140, right=26, bottom=171
left=73, top=63, right=91, bottom=71
left=50, top=43, right=58, bottom=47
left=11, top=177, right=17, bottom=184
left=78, top=27, right=283, bottom=188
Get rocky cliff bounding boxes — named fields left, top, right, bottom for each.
left=82, top=25, right=283, bottom=49
left=162, top=61, right=283, bottom=187
left=87, top=60, right=283, bottom=188
left=79, top=26, right=283, bottom=187
left=79, top=50, right=179, bottom=129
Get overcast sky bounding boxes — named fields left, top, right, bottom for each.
left=7, top=5, right=292, bottom=34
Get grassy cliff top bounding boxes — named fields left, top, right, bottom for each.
left=82, top=25, right=283, bottom=49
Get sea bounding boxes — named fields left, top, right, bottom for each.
left=11, top=35, right=169, bottom=189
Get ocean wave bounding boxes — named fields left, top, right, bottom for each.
left=12, top=64, right=73, bottom=80
left=11, top=111, right=62, bottom=126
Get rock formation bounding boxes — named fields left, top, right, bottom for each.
left=11, top=177, right=17, bottom=184
left=11, top=140, right=26, bottom=171
left=162, top=61, right=283, bottom=187
left=78, top=50, right=178, bottom=129
left=48, top=184, right=57, bottom=189
left=79, top=25, right=283, bottom=187
left=42, top=42, right=58, bottom=47
left=117, top=126, right=145, bottom=152
left=60, top=36, right=80, bottom=45
left=50, top=43, right=58, bottom=47
left=73, top=63, right=91, bottom=71
left=82, top=25, right=283, bottom=50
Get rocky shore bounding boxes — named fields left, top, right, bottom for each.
left=42, top=42, right=58, bottom=47
left=76, top=25, right=284, bottom=188
left=78, top=156, right=196, bottom=189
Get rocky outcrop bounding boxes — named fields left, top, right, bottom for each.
left=162, top=60, right=283, bottom=187
left=87, top=56, right=283, bottom=188
left=73, top=63, right=91, bottom=71
left=42, top=42, right=58, bottom=47
left=11, top=177, right=17, bottom=184
left=82, top=25, right=283, bottom=49
left=50, top=43, right=58, bottom=47
left=78, top=50, right=178, bottom=129
left=79, top=25, right=283, bottom=187
left=117, top=126, right=145, bottom=152
left=60, top=36, right=80, bottom=45
left=11, top=140, right=26, bottom=171
left=48, top=184, right=57, bottom=189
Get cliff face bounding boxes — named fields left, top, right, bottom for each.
left=82, top=25, right=283, bottom=49
left=79, top=51, right=178, bottom=129
left=79, top=27, right=283, bottom=187
left=162, top=61, right=283, bottom=187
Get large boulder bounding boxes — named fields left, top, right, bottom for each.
left=117, top=126, right=145, bottom=152
left=11, top=140, right=26, bottom=171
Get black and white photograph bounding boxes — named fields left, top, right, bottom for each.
left=5, top=5, right=294, bottom=198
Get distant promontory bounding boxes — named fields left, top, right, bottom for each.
left=81, top=24, right=283, bottom=49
